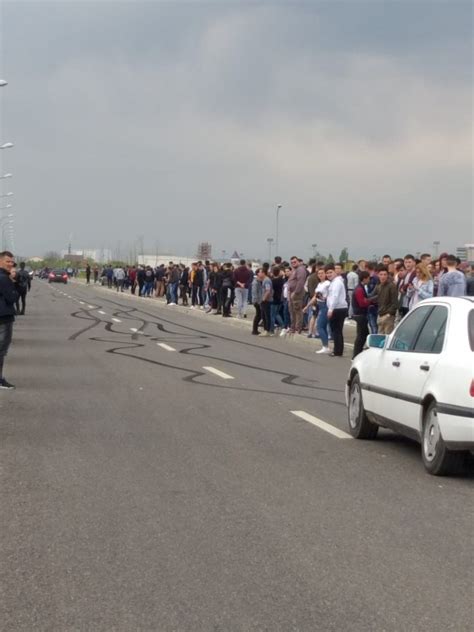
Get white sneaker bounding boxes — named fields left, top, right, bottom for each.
left=316, top=347, right=331, bottom=354
left=190, top=306, right=196, bottom=310
left=169, top=302, right=177, bottom=306
left=279, top=329, right=288, bottom=337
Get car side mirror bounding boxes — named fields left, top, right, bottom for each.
left=367, top=334, right=387, bottom=349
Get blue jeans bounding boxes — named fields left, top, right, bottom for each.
left=316, top=302, right=329, bottom=347
left=235, top=287, right=249, bottom=317
left=270, top=303, right=284, bottom=332
left=368, top=308, right=378, bottom=334
left=282, top=299, right=290, bottom=328
left=168, top=282, right=178, bottom=303
left=142, top=281, right=154, bottom=296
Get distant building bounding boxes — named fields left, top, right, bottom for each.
left=137, top=254, right=195, bottom=268
left=60, top=248, right=112, bottom=263
left=196, top=242, right=212, bottom=261
left=456, top=244, right=474, bottom=263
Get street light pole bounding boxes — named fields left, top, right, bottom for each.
left=311, top=243, right=317, bottom=258
left=275, top=204, right=282, bottom=257
left=267, top=237, right=274, bottom=262
left=433, top=241, right=440, bottom=259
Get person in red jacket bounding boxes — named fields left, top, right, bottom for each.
left=352, top=271, right=372, bottom=358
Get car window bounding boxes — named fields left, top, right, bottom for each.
left=469, top=310, right=474, bottom=352
left=413, top=306, right=448, bottom=354
left=389, top=305, right=432, bottom=352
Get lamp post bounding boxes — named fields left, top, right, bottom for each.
left=0, top=215, right=13, bottom=250
left=275, top=204, right=282, bottom=256
left=433, top=241, right=440, bottom=259
left=311, top=243, right=317, bottom=258
left=0, top=143, right=14, bottom=149
left=266, top=237, right=274, bottom=262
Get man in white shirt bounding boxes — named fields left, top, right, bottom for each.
left=326, top=264, right=348, bottom=357
left=346, top=264, right=359, bottom=318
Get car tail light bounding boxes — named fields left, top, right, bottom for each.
left=470, top=379, right=474, bottom=397
left=62, top=274, right=67, bottom=279
left=49, top=273, right=54, bottom=278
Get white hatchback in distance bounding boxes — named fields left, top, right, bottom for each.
left=346, top=297, right=474, bottom=475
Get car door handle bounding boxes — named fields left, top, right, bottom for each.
left=420, top=364, right=430, bottom=371
left=392, top=361, right=400, bottom=367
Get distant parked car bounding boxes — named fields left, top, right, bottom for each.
left=346, top=297, right=474, bottom=475
left=48, top=270, right=68, bottom=284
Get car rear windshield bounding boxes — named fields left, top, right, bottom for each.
left=469, top=310, right=474, bottom=351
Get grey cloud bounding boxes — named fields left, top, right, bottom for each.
left=1, top=1, right=472, bottom=260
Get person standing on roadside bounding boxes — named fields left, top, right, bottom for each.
left=0, top=251, right=17, bottom=389
left=14, top=262, right=30, bottom=316
left=287, top=256, right=307, bottom=334
left=85, top=264, right=91, bottom=284
left=438, top=255, right=467, bottom=297
left=93, top=265, right=99, bottom=284
left=346, top=264, right=359, bottom=319
left=259, top=267, right=274, bottom=336
left=326, top=264, right=348, bottom=357
left=251, top=270, right=263, bottom=335
left=351, top=271, right=371, bottom=358
left=371, top=266, right=399, bottom=334
left=233, top=259, right=252, bottom=319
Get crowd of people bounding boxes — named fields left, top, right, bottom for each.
left=1, top=249, right=473, bottom=391
left=90, top=253, right=474, bottom=359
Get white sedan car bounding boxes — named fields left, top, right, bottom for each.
left=346, top=297, right=473, bottom=475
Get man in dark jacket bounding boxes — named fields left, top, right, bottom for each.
left=352, top=271, right=372, bottom=358
left=14, top=261, right=30, bottom=315
left=0, top=251, right=17, bottom=389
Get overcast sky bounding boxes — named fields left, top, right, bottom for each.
left=0, top=0, right=472, bottom=261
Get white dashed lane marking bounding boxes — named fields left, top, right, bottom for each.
left=112, top=318, right=121, bottom=323
left=98, top=311, right=106, bottom=315
left=202, top=366, right=234, bottom=380
left=157, top=343, right=176, bottom=352
left=290, top=411, right=352, bottom=440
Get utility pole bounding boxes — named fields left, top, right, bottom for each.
left=267, top=237, right=274, bottom=262
left=275, top=204, right=282, bottom=256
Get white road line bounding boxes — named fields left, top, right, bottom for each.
left=157, top=343, right=176, bottom=352
left=290, top=410, right=352, bottom=440
left=98, top=310, right=106, bottom=315
left=88, top=305, right=95, bottom=309
left=79, top=301, right=85, bottom=305
left=203, top=366, right=234, bottom=380
left=112, top=318, right=121, bottom=323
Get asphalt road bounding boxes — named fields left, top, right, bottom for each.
left=1, top=280, right=472, bottom=632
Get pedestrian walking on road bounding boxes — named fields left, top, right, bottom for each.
left=13, top=261, right=30, bottom=315
left=0, top=251, right=17, bottom=389
left=85, top=264, right=91, bottom=284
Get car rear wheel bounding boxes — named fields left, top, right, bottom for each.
left=348, top=375, right=378, bottom=439
left=421, top=401, right=465, bottom=476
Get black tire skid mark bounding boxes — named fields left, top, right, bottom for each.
left=71, top=291, right=315, bottom=364
left=65, top=291, right=344, bottom=404
left=68, top=304, right=344, bottom=400
left=86, top=335, right=345, bottom=406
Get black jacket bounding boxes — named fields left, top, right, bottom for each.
left=0, top=268, right=18, bottom=322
